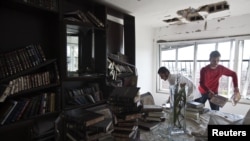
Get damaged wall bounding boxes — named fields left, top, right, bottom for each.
left=154, top=13, right=250, bottom=41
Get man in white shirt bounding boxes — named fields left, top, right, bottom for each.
left=158, top=66, right=200, bottom=101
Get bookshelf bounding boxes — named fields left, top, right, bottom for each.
left=0, top=0, right=136, bottom=140
left=0, top=44, right=61, bottom=140
left=0, top=0, right=61, bottom=140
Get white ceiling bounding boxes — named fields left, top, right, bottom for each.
left=93, top=0, right=250, bottom=27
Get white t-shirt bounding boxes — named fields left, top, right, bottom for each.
left=168, top=73, right=201, bottom=101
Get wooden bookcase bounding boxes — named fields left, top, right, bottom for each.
left=0, top=0, right=136, bottom=140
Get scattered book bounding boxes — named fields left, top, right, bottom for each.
left=112, top=129, right=136, bottom=138
left=186, top=101, right=205, bottom=109
left=114, top=125, right=138, bottom=132
left=116, top=113, right=142, bottom=121
left=142, top=104, right=163, bottom=112
left=64, top=109, right=105, bottom=127
left=88, top=118, right=113, bottom=133
left=145, top=116, right=165, bottom=122
left=186, top=110, right=200, bottom=120
left=116, top=120, right=138, bottom=127
left=138, top=120, right=160, bottom=131
left=109, top=87, right=140, bottom=103
left=147, top=111, right=166, bottom=117
left=210, top=94, right=228, bottom=107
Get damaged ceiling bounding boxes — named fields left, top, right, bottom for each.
left=165, top=1, right=229, bottom=23
left=93, top=0, right=250, bottom=27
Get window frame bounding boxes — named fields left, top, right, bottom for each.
left=157, top=36, right=250, bottom=102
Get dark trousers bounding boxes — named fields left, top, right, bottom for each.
left=194, top=92, right=220, bottom=111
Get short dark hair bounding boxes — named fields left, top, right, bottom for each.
left=158, top=66, right=169, bottom=74
left=210, top=50, right=221, bottom=60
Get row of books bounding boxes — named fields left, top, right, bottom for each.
left=0, top=65, right=59, bottom=102
left=66, top=83, right=102, bottom=106
left=0, top=92, right=56, bottom=125
left=64, top=10, right=105, bottom=28
left=23, top=0, right=58, bottom=11
left=0, top=44, right=46, bottom=79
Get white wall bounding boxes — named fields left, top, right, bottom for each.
left=135, top=14, right=250, bottom=115
left=135, top=22, right=154, bottom=95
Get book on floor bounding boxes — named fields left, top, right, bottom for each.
left=138, top=120, right=159, bottom=131
left=64, top=109, right=105, bottom=127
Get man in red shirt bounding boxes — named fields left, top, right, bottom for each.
left=195, top=50, right=240, bottom=110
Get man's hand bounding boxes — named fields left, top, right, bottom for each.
left=234, top=87, right=240, bottom=93
left=208, top=90, right=215, bottom=98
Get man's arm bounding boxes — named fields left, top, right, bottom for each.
left=179, top=74, right=194, bottom=101
left=199, top=67, right=211, bottom=93
left=221, top=66, right=239, bottom=93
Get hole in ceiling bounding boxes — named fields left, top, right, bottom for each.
left=163, top=1, right=230, bottom=24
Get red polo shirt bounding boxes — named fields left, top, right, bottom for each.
left=198, top=65, right=238, bottom=94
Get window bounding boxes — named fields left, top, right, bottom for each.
left=67, top=36, right=79, bottom=72
left=158, top=37, right=250, bottom=101
left=241, top=40, right=250, bottom=99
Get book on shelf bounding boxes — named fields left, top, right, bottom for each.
left=64, top=10, right=92, bottom=25
left=0, top=84, right=11, bottom=102
left=86, top=11, right=104, bottom=28
left=21, top=97, right=37, bottom=119
left=24, top=0, right=58, bottom=11
left=15, top=99, right=30, bottom=121
left=0, top=44, right=47, bottom=80
left=0, top=100, right=16, bottom=123
left=4, top=100, right=27, bottom=124
left=1, top=100, right=18, bottom=125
